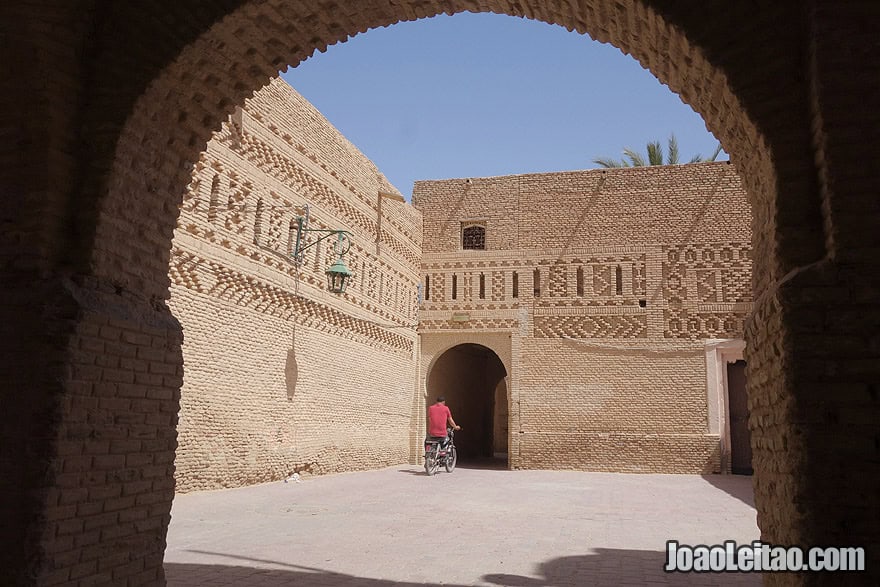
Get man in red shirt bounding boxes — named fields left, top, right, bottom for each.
left=427, top=396, right=460, bottom=440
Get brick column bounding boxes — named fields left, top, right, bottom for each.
left=0, top=273, right=182, bottom=585
left=748, top=4, right=880, bottom=584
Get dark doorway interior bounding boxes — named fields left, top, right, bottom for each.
left=727, top=360, right=753, bottom=475
left=427, top=344, right=507, bottom=465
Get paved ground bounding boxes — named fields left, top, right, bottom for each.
left=164, top=464, right=760, bottom=586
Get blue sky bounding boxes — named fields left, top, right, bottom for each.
left=281, top=12, right=723, bottom=199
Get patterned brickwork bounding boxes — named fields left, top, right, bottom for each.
left=170, top=250, right=414, bottom=355
left=662, top=244, right=751, bottom=303
left=534, top=313, right=648, bottom=338
left=548, top=263, right=567, bottom=297
left=662, top=243, right=751, bottom=339
left=419, top=318, right=520, bottom=331
left=664, top=309, right=748, bottom=340
left=421, top=252, right=648, bottom=306
left=168, top=80, right=421, bottom=493
left=491, top=270, right=505, bottom=301
left=416, top=165, right=752, bottom=476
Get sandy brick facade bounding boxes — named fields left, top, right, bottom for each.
left=170, top=81, right=752, bottom=487
left=414, top=164, right=752, bottom=473
left=171, top=78, right=756, bottom=485
left=169, top=79, right=422, bottom=492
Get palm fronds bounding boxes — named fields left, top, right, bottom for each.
left=592, top=134, right=724, bottom=168
left=666, top=135, right=680, bottom=165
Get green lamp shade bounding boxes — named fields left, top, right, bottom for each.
left=325, top=257, right=352, bottom=294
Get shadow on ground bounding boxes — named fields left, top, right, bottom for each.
left=457, top=456, right=509, bottom=470
left=165, top=549, right=760, bottom=586
left=398, top=457, right=509, bottom=476
left=700, top=474, right=755, bottom=508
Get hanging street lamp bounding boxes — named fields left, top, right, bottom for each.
left=291, top=204, right=353, bottom=294
left=324, top=233, right=353, bottom=294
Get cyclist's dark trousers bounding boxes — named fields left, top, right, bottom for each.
left=426, top=436, right=449, bottom=448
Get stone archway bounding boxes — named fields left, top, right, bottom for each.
left=3, top=2, right=879, bottom=585
left=427, top=343, right=508, bottom=464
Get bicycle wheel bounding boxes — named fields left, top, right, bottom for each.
left=444, top=445, right=457, bottom=473
left=424, top=447, right=440, bottom=476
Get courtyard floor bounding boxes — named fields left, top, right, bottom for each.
left=164, top=464, right=759, bottom=586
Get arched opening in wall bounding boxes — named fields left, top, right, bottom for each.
left=41, top=1, right=801, bottom=584
left=427, top=344, right=508, bottom=467
left=153, top=0, right=762, bottom=537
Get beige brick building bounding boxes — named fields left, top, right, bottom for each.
left=414, top=165, right=751, bottom=474
left=170, top=78, right=751, bottom=490
left=169, top=79, right=423, bottom=491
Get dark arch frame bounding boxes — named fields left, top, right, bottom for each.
left=3, top=2, right=878, bottom=584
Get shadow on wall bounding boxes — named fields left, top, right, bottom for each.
left=285, top=347, right=298, bottom=400
left=705, top=443, right=721, bottom=476
left=165, top=548, right=759, bottom=585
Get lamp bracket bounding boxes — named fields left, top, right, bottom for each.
left=291, top=204, right=352, bottom=265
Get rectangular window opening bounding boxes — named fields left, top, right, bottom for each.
left=462, top=223, right=486, bottom=250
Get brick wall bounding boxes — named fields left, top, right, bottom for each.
left=415, top=164, right=751, bottom=473
left=168, top=79, right=422, bottom=491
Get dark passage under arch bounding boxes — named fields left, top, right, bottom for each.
left=427, top=344, right=508, bottom=465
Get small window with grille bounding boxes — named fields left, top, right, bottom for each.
left=461, top=223, right=486, bottom=250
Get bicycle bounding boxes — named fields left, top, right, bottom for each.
left=424, top=427, right=458, bottom=476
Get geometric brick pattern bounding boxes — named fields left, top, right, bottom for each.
left=549, top=263, right=567, bottom=297
left=492, top=270, right=505, bottom=301
left=237, top=130, right=421, bottom=267
left=419, top=318, right=520, bottom=330
left=421, top=254, right=648, bottom=306
left=662, top=243, right=751, bottom=338
left=171, top=249, right=415, bottom=355
left=416, top=165, right=751, bottom=494
left=662, top=244, right=751, bottom=303
left=663, top=309, right=747, bottom=339
left=534, top=314, right=648, bottom=338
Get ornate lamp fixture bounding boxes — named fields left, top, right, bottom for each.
left=291, top=204, right=353, bottom=294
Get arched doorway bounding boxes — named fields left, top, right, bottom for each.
left=427, top=344, right=508, bottom=465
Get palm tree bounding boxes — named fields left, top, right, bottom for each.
left=593, top=134, right=723, bottom=168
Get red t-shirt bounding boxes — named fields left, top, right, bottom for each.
left=427, top=403, right=452, bottom=437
